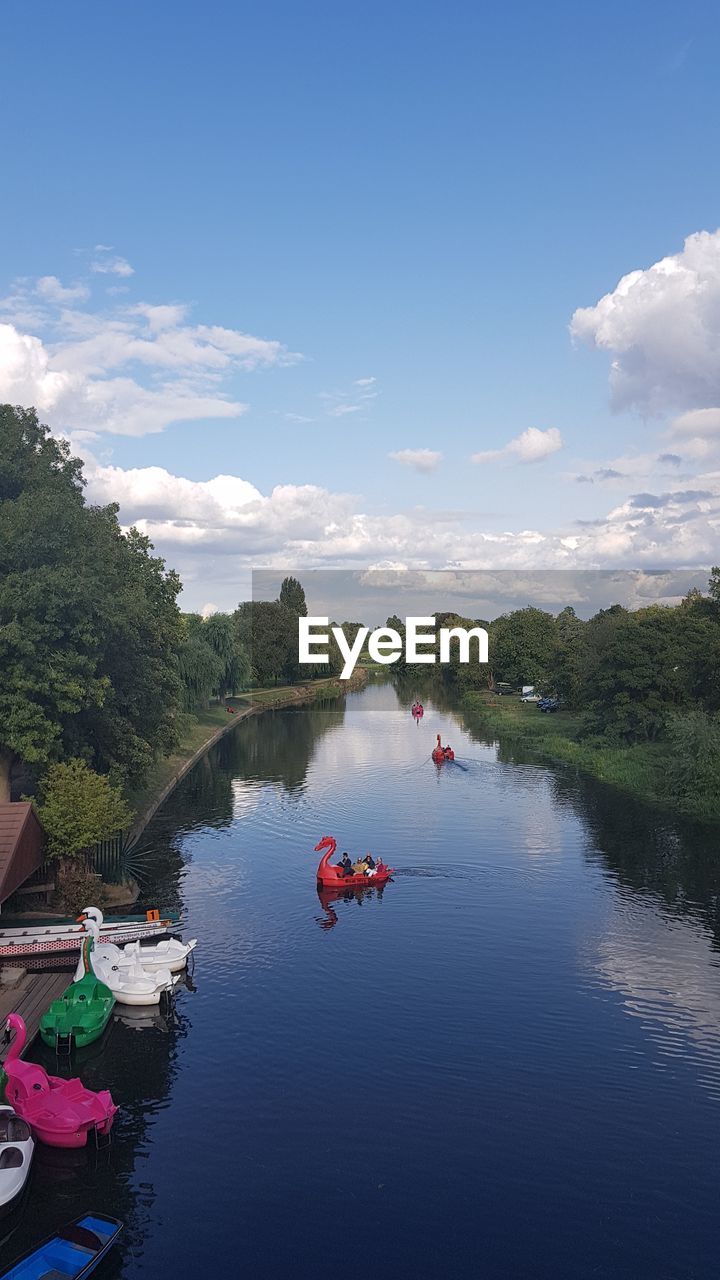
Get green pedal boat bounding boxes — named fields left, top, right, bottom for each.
left=39, top=934, right=115, bottom=1053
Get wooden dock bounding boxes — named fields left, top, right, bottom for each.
left=0, top=970, right=67, bottom=1060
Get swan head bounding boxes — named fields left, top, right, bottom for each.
left=76, top=913, right=100, bottom=940
left=79, top=906, right=103, bottom=925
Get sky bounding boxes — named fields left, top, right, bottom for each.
left=2, top=0, right=720, bottom=615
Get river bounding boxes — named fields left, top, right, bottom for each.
left=4, top=679, right=720, bottom=1279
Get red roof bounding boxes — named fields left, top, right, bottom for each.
left=0, top=803, right=46, bottom=905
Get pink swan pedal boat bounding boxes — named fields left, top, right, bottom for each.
left=432, top=734, right=455, bottom=763
left=314, top=836, right=394, bottom=889
left=2, top=1014, right=117, bottom=1149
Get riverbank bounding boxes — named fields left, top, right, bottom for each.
left=124, top=670, right=367, bottom=849
left=460, top=692, right=683, bottom=814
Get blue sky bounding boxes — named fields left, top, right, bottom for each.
left=2, top=0, right=720, bottom=610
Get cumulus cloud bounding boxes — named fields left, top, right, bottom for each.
left=389, top=448, right=443, bottom=472
left=571, top=229, right=720, bottom=414
left=471, top=426, right=563, bottom=465
left=78, top=451, right=720, bottom=611
left=0, top=269, right=297, bottom=437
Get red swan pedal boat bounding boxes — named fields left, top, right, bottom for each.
left=411, top=703, right=424, bottom=718
left=432, top=734, right=455, bottom=763
left=315, top=836, right=394, bottom=889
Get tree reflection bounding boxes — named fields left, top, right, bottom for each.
left=129, top=698, right=347, bottom=914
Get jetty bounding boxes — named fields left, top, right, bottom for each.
left=0, top=968, right=67, bottom=1061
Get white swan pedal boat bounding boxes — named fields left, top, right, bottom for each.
left=76, top=919, right=178, bottom=1007
left=80, top=908, right=196, bottom=974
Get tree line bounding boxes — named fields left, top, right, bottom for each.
left=0, top=407, right=365, bottom=862
left=393, top=584, right=720, bottom=814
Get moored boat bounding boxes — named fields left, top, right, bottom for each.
left=0, top=1213, right=122, bottom=1279
left=80, top=907, right=197, bottom=974
left=3, top=1015, right=117, bottom=1149
left=0, top=1107, right=33, bottom=1213
left=77, top=919, right=175, bottom=1007
left=39, top=933, right=115, bottom=1053
left=0, top=910, right=181, bottom=964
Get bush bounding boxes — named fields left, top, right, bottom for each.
left=666, top=709, right=720, bottom=816
left=35, top=759, right=133, bottom=859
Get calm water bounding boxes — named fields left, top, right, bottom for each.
left=4, top=680, right=720, bottom=1279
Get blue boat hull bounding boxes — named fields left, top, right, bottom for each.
left=0, top=1213, right=122, bottom=1279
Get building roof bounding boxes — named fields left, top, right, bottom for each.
left=0, top=803, right=46, bottom=905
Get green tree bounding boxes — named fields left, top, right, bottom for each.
left=0, top=405, right=184, bottom=797
left=203, top=612, right=251, bottom=698
left=581, top=606, right=684, bottom=744
left=667, top=708, right=720, bottom=815
left=234, top=601, right=299, bottom=685
left=552, top=606, right=586, bottom=707
left=0, top=407, right=110, bottom=800
left=178, top=614, right=225, bottom=709
left=278, top=576, right=308, bottom=616
left=489, top=607, right=556, bottom=689
left=35, top=759, right=133, bottom=859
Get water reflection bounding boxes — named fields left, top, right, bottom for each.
left=315, top=881, right=391, bottom=930
left=2, top=990, right=193, bottom=1275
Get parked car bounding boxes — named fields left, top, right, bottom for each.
left=521, top=692, right=541, bottom=703
left=537, top=697, right=560, bottom=713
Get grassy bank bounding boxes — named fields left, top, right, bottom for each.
left=461, top=693, right=673, bottom=811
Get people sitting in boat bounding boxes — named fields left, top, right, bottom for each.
left=339, top=852, right=354, bottom=877
left=352, top=857, right=366, bottom=875
left=363, top=854, right=377, bottom=877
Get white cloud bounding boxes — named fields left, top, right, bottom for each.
left=90, top=253, right=135, bottom=277
left=35, top=276, right=90, bottom=304
left=671, top=407, right=720, bottom=437
left=472, top=426, right=563, bottom=465
left=571, top=229, right=720, bottom=414
left=354, top=376, right=376, bottom=387
left=79, top=452, right=720, bottom=611
left=0, top=271, right=297, bottom=437
left=389, top=448, right=443, bottom=473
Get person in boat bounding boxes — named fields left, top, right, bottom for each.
left=352, top=856, right=366, bottom=875
left=339, top=852, right=354, bottom=877
left=363, top=854, right=377, bottom=877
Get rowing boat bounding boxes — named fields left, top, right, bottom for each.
left=0, top=911, right=180, bottom=963
left=0, top=1213, right=122, bottom=1278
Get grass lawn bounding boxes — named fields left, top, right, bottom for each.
left=462, top=692, right=669, bottom=809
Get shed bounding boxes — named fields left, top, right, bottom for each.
left=0, top=803, right=46, bottom=907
